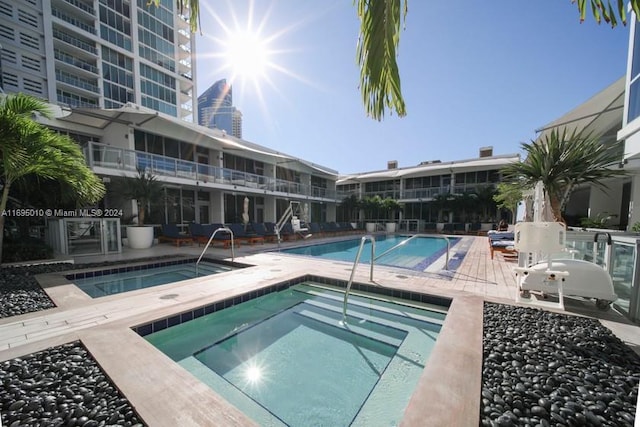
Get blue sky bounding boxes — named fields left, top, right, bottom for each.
left=194, top=1, right=629, bottom=174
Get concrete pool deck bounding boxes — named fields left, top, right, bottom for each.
left=0, top=234, right=638, bottom=426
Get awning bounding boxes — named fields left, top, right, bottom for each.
left=57, top=103, right=338, bottom=177
left=535, top=76, right=624, bottom=142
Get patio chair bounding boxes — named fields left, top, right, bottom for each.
left=487, top=230, right=516, bottom=260
left=158, top=223, right=193, bottom=247
left=191, top=223, right=237, bottom=248
left=228, top=223, right=264, bottom=245
left=468, top=222, right=483, bottom=235
left=210, top=223, right=238, bottom=248
left=308, top=223, right=323, bottom=236
left=251, top=222, right=277, bottom=242
left=280, top=222, right=297, bottom=241
left=453, top=223, right=466, bottom=234
left=423, top=222, right=438, bottom=233
left=442, top=223, right=455, bottom=234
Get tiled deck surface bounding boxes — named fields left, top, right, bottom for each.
left=0, top=233, right=637, bottom=426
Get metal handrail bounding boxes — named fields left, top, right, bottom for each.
left=195, top=227, right=234, bottom=276
left=342, top=235, right=376, bottom=323
left=375, top=234, right=450, bottom=270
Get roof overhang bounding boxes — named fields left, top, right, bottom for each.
left=56, top=104, right=338, bottom=177
left=535, top=76, right=624, bottom=142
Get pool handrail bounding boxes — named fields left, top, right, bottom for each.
left=375, top=234, right=450, bottom=270
left=196, top=227, right=235, bottom=276
left=342, top=235, right=376, bottom=323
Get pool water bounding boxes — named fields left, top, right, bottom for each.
left=73, top=262, right=232, bottom=298
left=146, top=283, right=445, bottom=426
left=281, top=235, right=461, bottom=271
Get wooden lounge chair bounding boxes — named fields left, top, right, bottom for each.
left=251, top=222, right=277, bottom=242
left=190, top=223, right=238, bottom=248
left=488, top=230, right=516, bottom=260
left=442, top=223, right=455, bottom=234
left=228, top=223, right=265, bottom=245
left=158, top=223, right=193, bottom=247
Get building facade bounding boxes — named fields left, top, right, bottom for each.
left=336, top=148, right=521, bottom=231
left=197, top=78, right=242, bottom=138
left=0, top=0, right=196, bottom=120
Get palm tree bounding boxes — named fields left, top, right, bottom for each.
left=493, top=182, right=522, bottom=224
left=500, top=128, right=627, bottom=222
left=121, top=168, right=164, bottom=225
left=166, top=0, right=639, bottom=120
left=0, top=93, right=106, bottom=260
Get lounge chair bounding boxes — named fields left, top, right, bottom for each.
left=339, top=222, right=357, bottom=234
left=251, top=222, right=277, bottom=242
left=442, top=223, right=455, bottom=234
left=191, top=223, right=237, bottom=248
left=423, top=222, right=438, bottom=233
left=468, top=222, right=483, bottom=235
left=453, top=223, right=466, bottom=234
left=158, top=223, right=193, bottom=247
left=210, top=223, right=238, bottom=248
left=274, top=222, right=296, bottom=241
left=308, top=222, right=323, bottom=236
left=228, top=223, right=265, bottom=245
left=488, top=230, right=516, bottom=260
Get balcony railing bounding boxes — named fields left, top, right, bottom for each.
left=337, top=183, right=496, bottom=202
left=53, top=28, right=97, bottom=55
left=86, top=142, right=337, bottom=200
left=52, top=8, right=96, bottom=34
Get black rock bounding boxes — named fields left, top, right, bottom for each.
left=0, top=341, right=147, bottom=427
left=480, top=302, right=640, bottom=427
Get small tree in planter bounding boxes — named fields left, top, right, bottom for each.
left=381, top=197, right=401, bottom=232
left=122, top=167, right=163, bottom=248
left=359, top=195, right=384, bottom=232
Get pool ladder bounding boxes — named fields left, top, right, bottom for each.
left=195, top=227, right=235, bottom=276
left=341, top=234, right=450, bottom=323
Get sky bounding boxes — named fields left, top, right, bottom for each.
left=194, top=1, right=630, bottom=175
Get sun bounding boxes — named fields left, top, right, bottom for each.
left=223, top=30, right=270, bottom=80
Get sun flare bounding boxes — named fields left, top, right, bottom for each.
left=224, top=30, right=270, bottom=80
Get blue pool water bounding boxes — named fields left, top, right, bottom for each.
left=281, top=235, right=461, bottom=271
left=73, top=261, right=233, bottom=298
left=146, top=283, right=445, bottom=426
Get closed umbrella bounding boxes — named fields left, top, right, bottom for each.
left=242, top=196, right=250, bottom=225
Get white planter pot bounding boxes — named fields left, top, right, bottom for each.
left=126, top=226, right=154, bottom=249
left=365, top=222, right=376, bottom=233
left=385, top=223, right=397, bottom=233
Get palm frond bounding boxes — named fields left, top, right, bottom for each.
left=573, top=0, right=640, bottom=27
left=355, top=0, right=407, bottom=121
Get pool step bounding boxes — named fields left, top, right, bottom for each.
left=292, top=284, right=445, bottom=327
left=292, top=304, right=405, bottom=348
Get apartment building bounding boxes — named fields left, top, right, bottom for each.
left=0, top=0, right=195, bottom=119
left=336, top=148, right=521, bottom=228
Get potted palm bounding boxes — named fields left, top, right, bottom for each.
left=123, top=167, right=163, bottom=249
left=382, top=197, right=401, bottom=233
left=359, top=196, right=382, bottom=232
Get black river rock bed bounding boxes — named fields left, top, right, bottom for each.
left=0, top=341, right=145, bottom=427
left=481, top=302, right=640, bottom=426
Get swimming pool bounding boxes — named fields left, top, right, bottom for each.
left=281, top=235, right=464, bottom=271
left=70, top=260, right=235, bottom=298
left=145, top=282, right=445, bottom=426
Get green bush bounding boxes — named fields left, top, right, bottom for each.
left=2, top=238, right=53, bottom=263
